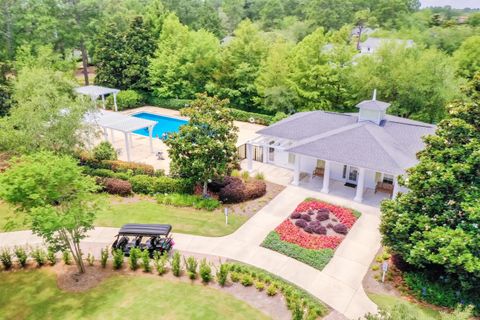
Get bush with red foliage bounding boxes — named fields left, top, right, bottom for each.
left=312, top=225, right=327, bottom=235
left=98, top=177, right=132, bottom=196
left=300, top=213, right=311, bottom=221
left=291, top=212, right=301, bottom=219
left=304, top=226, right=313, bottom=233
left=295, top=219, right=308, bottom=228
left=218, top=177, right=245, bottom=203
left=333, top=223, right=348, bottom=235
left=244, top=180, right=267, bottom=200
left=293, top=200, right=357, bottom=228
left=316, top=212, right=329, bottom=221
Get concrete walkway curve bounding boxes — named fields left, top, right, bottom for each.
left=0, top=186, right=381, bottom=319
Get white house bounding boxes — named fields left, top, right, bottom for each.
left=244, top=96, right=435, bottom=203
left=358, top=37, right=414, bottom=54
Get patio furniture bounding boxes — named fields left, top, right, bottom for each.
left=156, top=151, right=164, bottom=160
left=375, top=182, right=394, bottom=197
left=312, top=167, right=325, bottom=178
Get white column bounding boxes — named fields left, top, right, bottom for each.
left=262, top=145, right=268, bottom=163
left=110, top=129, right=115, bottom=144
left=148, top=126, right=154, bottom=153
left=354, top=167, right=366, bottom=203
left=392, top=176, right=399, bottom=199
left=103, top=127, right=108, bottom=141
left=124, top=132, right=131, bottom=161
left=321, top=160, right=331, bottom=193
left=129, top=133, right=133, bottom=147
left=101, top=94, right=106, bottom=109
left=292, top=155, right=301, bottom=186
left=246, top=143, right=253, bottom=172
left=113, top=93, right=118, bottom=112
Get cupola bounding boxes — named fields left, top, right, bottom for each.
left=356, top=90, right=390, bottom=125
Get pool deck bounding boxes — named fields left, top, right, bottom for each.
left=92, top=106, right=264, bottom=174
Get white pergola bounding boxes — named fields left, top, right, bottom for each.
left=75, top=85, right=120, bottom=111
left=84, top=110, right=157, bottom=161
left=245, top=135, right=293, bottom=171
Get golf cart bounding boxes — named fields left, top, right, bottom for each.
left=112, top=224, right=174, bottom=256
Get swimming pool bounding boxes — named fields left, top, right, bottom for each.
left=132, top=112, right=188, bottom=138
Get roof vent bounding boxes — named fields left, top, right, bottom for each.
left=356, top=90, right=390, bottom=125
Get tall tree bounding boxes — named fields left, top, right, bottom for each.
left=380, top=97, right=480, bottom=299
left=453, top=35, right=480, bottom=80
left=165, top=94, right=238, bottom=195
left=149, top=14, right=220, bottom=99
left=0, top=61, right=11, bottom=116
left=95, top=16, right=155, bottom=90
left=349, top=43, right=460, bottom=122
left=207, top=19, right=267, bottom=111
left=303, top=0, right=354, bottom=30
left=255, top=38, right=295, bottom=113
left=0, top=152, right=100, bottom=274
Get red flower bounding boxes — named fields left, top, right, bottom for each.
left=275, top=220, right=343, bottom=250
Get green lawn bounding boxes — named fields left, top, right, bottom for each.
left=0, top=270, right=269, bottom=320
left=0, top=197, right=248, bottom=237
left=369, top=293, right=441, bottom=319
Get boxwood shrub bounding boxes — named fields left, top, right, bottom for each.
left=130, top=175, right=193, bottom=195
left=227, top=108, right=273, bottom=125
left=261, top=231, right=334, bottom=271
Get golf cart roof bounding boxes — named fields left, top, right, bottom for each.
left=117, top=224, right=172, bottom=236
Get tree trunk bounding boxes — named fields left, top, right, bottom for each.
left=356, top=26, right=363, bottom=51
left=202, top=181, right=208, bottom=197
left=62, top=229, right=85, bottom=274
left=79, top=40, right=89, bottom=85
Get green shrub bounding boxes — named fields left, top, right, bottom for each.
left=46, top=248, right=56, bottom=265
left=227, top=108, right=273, bottom=125
left=231, top=169, right=240, bottom=177
left=141, top=249, right=151, bottom=273
left=92, top=141, right=117, bottom=161
left=113, top=249, right=124, bottom=270
left=100, top=247, right=109, bottom=268
left=254, top=280, right=265, bottom=291
left=241, top=274, right=253, bottom=287
left=31, top=248, right=47, bottom=267
left=107, top=89, right=144, bottom=110
left=0, top=249, right=12, bottom=270
left=230, top=272, right=241, bottom=282
left=185, top=256, right=198, bottom=280
left=62, top=251, right=72, bottom=265
left=261, top=232, right=334, bottom=271
left=254, top=172, right=265, bottom=180
left=14, top=247, right=28, bottom=268
left=266, top=284, right=278, bottom=296
left=156, top=193, right=220, bottom=211
left=403, top=271, right=479, bottom=313
left=130, top=175, right=193, bottom=195
left=216, top=263, right=229, bottom=286
left=171, top=251, right=182, bottom=277
left=104, top=160, right=155, bottom=176
left=241, top=171, right=250, bottom=181
left=86, top=253, right=95, bottom=266
left=153, top=251, right=168, bottom=275
left=199, top=259, right=212, bottom=283
left=129, top=248, right=141, bottom=271
left=129, top=175, right=155, bottom=194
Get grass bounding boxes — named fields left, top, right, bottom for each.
left=0, top=196, right=248, bottom=237
left=0, top=269, right=269, bottom=320
left=368, top=293, right=442, bottom=319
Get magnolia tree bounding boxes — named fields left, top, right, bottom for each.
left=380, top=98, right=480, bottom=292
left=0, top=152, right=100, bottom=273
left=165, top=94, right=238, bottom=195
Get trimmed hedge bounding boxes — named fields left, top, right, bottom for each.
left=156, top=193, right=220, bottom=211
left=261, top=231, right=334, bottom=271
left=227, top=108, right=273, bottom=125
left=145, top=96, right=192, bottom=110
left=107, top=90, right=144, bottom=111
left=103, top=160, right=156, bottom=176
left=129, top=175, right=193, bottom=195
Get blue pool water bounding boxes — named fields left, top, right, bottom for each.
left=132, top=112, right=188, bottom=138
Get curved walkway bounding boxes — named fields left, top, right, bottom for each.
left=0, top=186, right=381, bottom=319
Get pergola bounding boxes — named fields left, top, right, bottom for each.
left=75, top=85, right=120, bottom=111
left=245, top=135, right=293, bottom=171
left=84, top=110, right=157, bottom=161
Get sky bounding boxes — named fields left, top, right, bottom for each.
left=420, top=0, right=480, bottom=8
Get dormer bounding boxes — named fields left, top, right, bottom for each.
left=356, top=90, right=390, bottom=125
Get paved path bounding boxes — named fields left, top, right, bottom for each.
left=0, top=186, right=381, bottom=319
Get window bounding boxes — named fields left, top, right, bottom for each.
left=383, top=174, right=394, bottom=185
left=342, top=165, right=347, bottom=179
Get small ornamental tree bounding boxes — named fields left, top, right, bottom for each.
left=380, top=99, right=480, bottom=292
left=165, top=94, right=239, bottom=195
left=0, top=152, right=100, bottom=274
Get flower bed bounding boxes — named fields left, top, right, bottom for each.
left=262, top=199, right=360, bottom=269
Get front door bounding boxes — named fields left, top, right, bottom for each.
left=347, top=166, right=359, bottom=184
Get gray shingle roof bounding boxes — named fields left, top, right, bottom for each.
left=359, top=37, right=414, bottom=51
left=257, top=110, right=435, bottom=174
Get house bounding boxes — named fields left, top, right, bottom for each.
left=358, top=37, right=414, bottom=54
left=244, top=94, right=435, bottom=203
